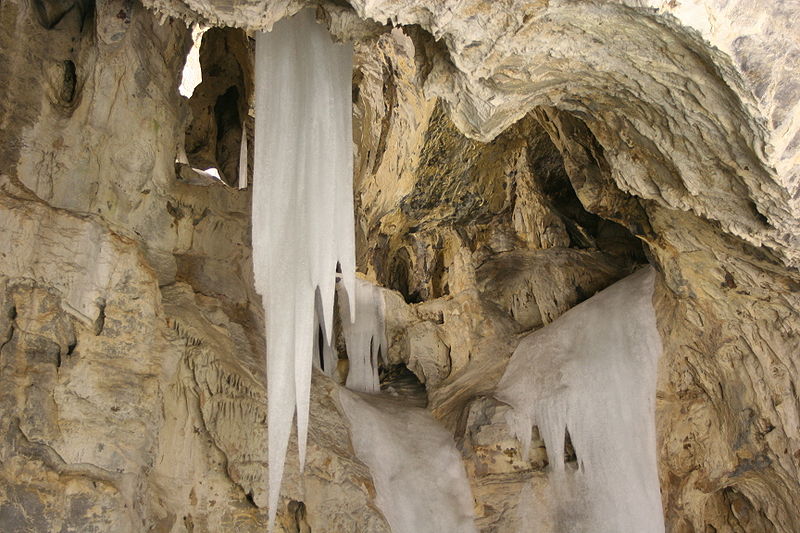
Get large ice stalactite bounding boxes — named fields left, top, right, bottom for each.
left=252, top=10, right=356, bottom=529
left=339, top=389, right=479, bottom=533
left=496, top=267, right=664, bottom=532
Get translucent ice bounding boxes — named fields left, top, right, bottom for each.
left=496, top=267, right=664, bottom=533
left=252, top=10, right=354, bottom=530
left=179, top=25, right=206, bottom=98
left=238, top=121, right=247, bottom=190
left=338, top=277, right=387, bottom=393
left=339, top=389, right=478, bottom=533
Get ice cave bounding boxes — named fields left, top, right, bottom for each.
left=1, top=1, right=799, bottom=532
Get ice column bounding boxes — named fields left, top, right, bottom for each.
left=496, top=267, right=664, bottom=533
left=252, top=10, right=355, bottom=529
left=339, top=389, right=479, bottom=533
left=338, top=277, right=388, bottom=393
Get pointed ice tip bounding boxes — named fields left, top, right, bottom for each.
left=267, top=503, right=276, bottom=533
left=238, top=120, right=248, bottom=190
left=297, top=423, right=308, bottom=471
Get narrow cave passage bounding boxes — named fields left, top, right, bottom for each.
left=179, top=26, right=253, bottom=187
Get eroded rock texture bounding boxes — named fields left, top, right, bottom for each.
left=2, top=0, right=800, bottom=532
left=0, top=2, right=388, bottom=531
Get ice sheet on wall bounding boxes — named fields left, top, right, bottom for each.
left=496, top=267, right=664, bottom=533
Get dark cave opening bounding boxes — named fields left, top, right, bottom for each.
left=379, top=362, right=428, bottom=408
left=524, top=115, right=648, bottom=265
left=373, top=109, right=650, bottom=309
left=212, top=85, right=242, bottom=184
left=180, top=26, right=252, bottom=187
left=387, top=248, right=416, bottom=304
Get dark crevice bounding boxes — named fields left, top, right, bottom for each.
left=288, top=500, right=310, bottom=533
left=564, top=427, right=578, bottom=468
left=317, top=325, right=325, bottom=372
left=32, top=0, right=93, bottom=31
left=214, top=86, right=240, bottom=144
left=429, top=246, right=448, bottom=299
left=32, top=0, right=75, bottom=29
left=388, top=248, right=415, bottom=303
left=60, top=60, right=77, bottom=105
left=93, top=300, right=106, bottom=336
left=212, top=85, right=241, bottom=184
left=244, top=491, right=257, bottom=508
left=371, top=64, right=397, bottom=175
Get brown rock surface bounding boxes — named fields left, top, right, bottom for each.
left=2, top=0, right=800, bottom=532
left=0, top=2, right=389, bottom=531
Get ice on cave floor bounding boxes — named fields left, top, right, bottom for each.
left=338, top=277, right=388, bottom=393
left=252, top=9, right=355, bottom=530
left=496, top=266, right=664, bottom=533
left=339, top=389, right=479, bottom=533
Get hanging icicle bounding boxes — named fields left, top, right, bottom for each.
left=252, top=10, right=355, bottom=530
left=238, top=120, right=248, bottom=190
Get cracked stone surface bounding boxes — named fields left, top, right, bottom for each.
left=2, top=0, right=800, bottom=532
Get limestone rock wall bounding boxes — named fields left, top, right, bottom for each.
left=142, top=0, right=800, bottom=266
left=2, top=0, right=800, bottom=532
left=0, top=2, right=390, bottom=531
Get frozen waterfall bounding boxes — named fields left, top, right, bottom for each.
left=339, top=389, right=479, bottom=533
left=252, top=10, right=355, bottom=530
left=496, top=266, right=664, bottom=533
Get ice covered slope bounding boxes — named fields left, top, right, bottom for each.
left=252, top=10, right=355, bottom=529
left=496, top=267, right=664, bottom=533
left=339, top=389, right=478, bottom=533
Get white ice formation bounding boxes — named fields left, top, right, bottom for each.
left=179, top=25, right=206, bottom=98
left=252, top=10, right=355, bottom=530
left=238, top=121, right=248, bottom=189
left=496, top=266, right=664, bottom=533
left=339, top=389, right=479, bottom=533
left=338, top=277, right=388, bottom=393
